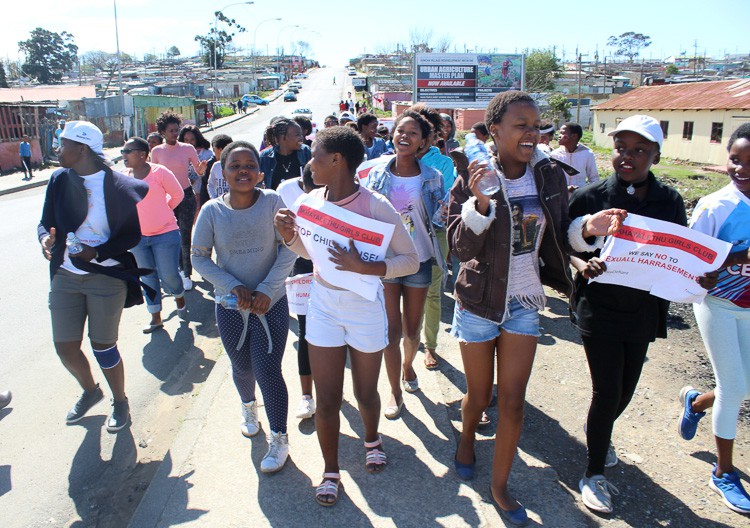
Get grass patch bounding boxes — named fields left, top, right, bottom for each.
left=372, top=108, right=391, bottom=118
left=216, top=106, right=234, bottom=118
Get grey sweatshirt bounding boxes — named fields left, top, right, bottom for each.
left=191, top=191, right=296, bottom=306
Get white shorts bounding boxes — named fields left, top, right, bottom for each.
left=305, top=280, right=388, bottom=353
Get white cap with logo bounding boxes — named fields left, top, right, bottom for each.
left=59, top=120, right=104, bottom=155
left=608, top=114, right=663, bottom=149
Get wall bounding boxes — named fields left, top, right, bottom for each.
left=0, top=139, right=42, bottom=172
left=454, top=109, right=487, bottom=131
left=593, top=109, right=750, bottom=165
left=372, top=92, right=412, bottom=111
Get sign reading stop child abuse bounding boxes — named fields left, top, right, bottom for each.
left=292, top=195, right=395, bottom=301
left=591, top=213, right=732, bottom=303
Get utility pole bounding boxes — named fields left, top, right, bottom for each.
left=576, top=52, right=582, bottom=123
left=693, top=39, right=699, bottom=76
left=639, top=58, right=645, bottom=86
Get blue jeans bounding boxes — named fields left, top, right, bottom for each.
left=450, top=298, right=541, bottom=342
left=131, top=230, right=184, bottom=313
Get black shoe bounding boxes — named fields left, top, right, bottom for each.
left=66, top=384, right=104, bottom=423
left=107, top=398, right=130, bottom=432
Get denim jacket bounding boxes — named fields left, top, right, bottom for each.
left=366, top=157, right=448, bottom=284
left=259, top=145, right=312, bottom=189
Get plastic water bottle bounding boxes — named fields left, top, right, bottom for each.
left=215, top=294, right=238, bottom=310
left=432, top=190, right=450, bottom=228
left=66, top=232, right=83, bottom=255
left=464, top=133, right=500, bottom=196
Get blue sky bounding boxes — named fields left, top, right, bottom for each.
left=4, top=0, right=747, bottom=67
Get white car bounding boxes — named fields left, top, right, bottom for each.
left=289, top=81, right=302, bottom=89
left=291, top=108, right=313, bottom=118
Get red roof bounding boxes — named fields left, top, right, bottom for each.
left=0, top=85, right=96, bottom=103
left=594, top=80, right=750, bottom=111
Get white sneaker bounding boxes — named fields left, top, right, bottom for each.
left=240, top=401, right=260, bottom=438
left=260, top=431, right=289, bottom=473
left=180, top=271, right=193, bottom=291
left=295, top=396, right=315, bottom=419
left=579, top=474, right=619, bottom=513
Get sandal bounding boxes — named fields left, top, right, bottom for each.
left=142, top=322, right=164, bottom=334
left=315, top=473, right=341, bottom=507
left=384, top=397, right=403, bottom=419
left=364, top=437, right=387, bottom=473
left=424, top=349, right=439, bottom=370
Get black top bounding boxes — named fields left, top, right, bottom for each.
left=271, top=152, right=301, bottom=190
left=568, top=173, right=687, bottom=342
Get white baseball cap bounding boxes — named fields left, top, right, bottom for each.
left=608, top=114, right=663, bottom=149
left=59, top=120, right=104, bottom=154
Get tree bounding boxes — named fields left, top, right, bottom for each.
left=525, top=48, right=563, bottom=93
left=18, top=27, right=78, bottom=84
left=0, top=64, right=8, bottom=88
left=607, top=32, right=652, bottom=62
left=665, top=64, right=680, bottom=76
left=167, top=46, right=181, bottom=58
left=545, top=93, right=572, bottom=127
left=194, top=12, right=246, bottom=69
left=143, top=53, right=158, bottom=62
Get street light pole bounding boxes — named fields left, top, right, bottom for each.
left=252, top=17, right=281, bottom=91
left=276, top=25, right=299, bottom=83
left=113, top=0, right=125, bottom=141
left=213, top=1, right=254, bottom=104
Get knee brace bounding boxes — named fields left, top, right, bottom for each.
left=93, top=345, right=121, bottom=369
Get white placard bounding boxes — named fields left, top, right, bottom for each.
left=591, top=213, right=732, bottom=303
left=293, top=194, right=394, bottom=301
left=285, top=273, right=313, bottom=315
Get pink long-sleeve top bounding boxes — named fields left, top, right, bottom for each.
left=149, top=141, right=200, bottom=190
left=126, top=163, right=184, bottom=236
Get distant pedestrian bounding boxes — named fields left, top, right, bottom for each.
left=205, top=110, right=214, bottom=128
left=339, top=100, right=346, bottom=113
left=344, top=100, right=350, bottom=112
left=332, top=76, right=336, bottom=85
left=150, top=112, right=207, bottom=292
left=52, top=120, right=65, bottom=151
left=237, top=99, right=244, bottom=114
left=121, top=137, right=186, bottom=334
left=274, top=127, right=418, bottom=506
left=355, top=101, right=361, bottom=114
left=550, top=122, right=599, bottom=192
left=38, top=120, right=149, bottom=433
left=20, top=135, right=32, bottom=179
left=192, top=140, right=297, bottom=474
left=146, top=132, right=163, bottom=152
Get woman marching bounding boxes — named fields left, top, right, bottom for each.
left=259, top=118, right=312, bottom=190
left=568, top=115, right=715, bottom=515
left=365, top=110, right=447, bottom=419
left=274, top=126, right=418, bottom=506
left=192, top=141, right=297, bottom=473
left=178, top=124, right=213, bottom=205
left=38, top=121, right=149, bottom=432
left=676, top=122, right=750, bottom=514
left=121, top=137, right=186, bottom=333
left=448, top=92, right=624, bottom=525
left=150, top=112, right=207, bottom=291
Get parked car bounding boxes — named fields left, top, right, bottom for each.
left=296, top=73, right=308, bottom=79
left=241, top=94, right=269, bottom=106
left=291, top=108, right=313, bottom=118
left=283, top=91, right=297, bottom=102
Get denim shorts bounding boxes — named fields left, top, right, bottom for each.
left=450, top=298, right=540, bottom=343
left=382, top=259, right=432, bottom=288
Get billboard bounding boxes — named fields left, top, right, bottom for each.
left=413, top=53, right=525, bottom=108
left=352, top=77, right=367, bottom=88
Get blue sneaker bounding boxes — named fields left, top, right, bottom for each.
left=677, top=386, right=705, bottom=440
left=454, top=448, right=476, bottom=480
left=710, top=465, right=750, bottom=514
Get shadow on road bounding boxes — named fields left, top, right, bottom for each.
left=0, top=465, right=10, bottom=497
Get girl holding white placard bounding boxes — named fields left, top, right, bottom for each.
left=275, top=126, right=418, bottom=507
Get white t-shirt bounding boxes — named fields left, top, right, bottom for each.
left=387, top=174, right=433, bottom=262
left=61, top=171, right=120, bottom=274
left=505, top=166, right=546, bottom=309
left=207, top=161, right=230, bottom=199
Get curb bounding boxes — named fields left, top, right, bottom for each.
left=0, top=178, right=49, bottom=197
left=127, top=351, right=231, bottom=528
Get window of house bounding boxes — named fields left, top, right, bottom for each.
left=683, top=121, right=694, bottom=141
left=710, top=122, right=723, bottom=143
left=600, top=123, right=606, bottom=133
left=660, top=121, right=669, bottom=139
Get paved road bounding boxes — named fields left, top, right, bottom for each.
left=0, top=67, right=347, bottom=528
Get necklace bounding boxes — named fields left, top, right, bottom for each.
left=618, top=176, right=648, bottom=195
left=280, top=161, right=292, bottom=173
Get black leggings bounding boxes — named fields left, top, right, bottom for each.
left=174, top=188, right=197, bottom=277
left=293, top=258, right=313, bottom=377
left=582, top=336, right=649, bottom=475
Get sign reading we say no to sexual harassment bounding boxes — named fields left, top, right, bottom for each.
left=293, top=195, right=395, bottom=301
left=591, top=213, right=732, bottom=303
